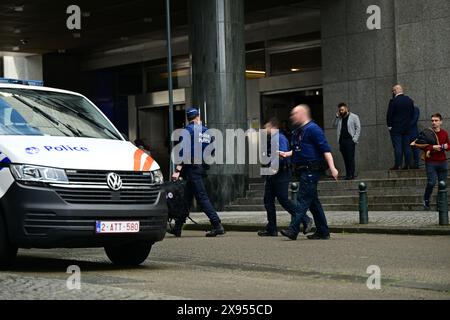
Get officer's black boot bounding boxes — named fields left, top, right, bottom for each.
left=167, top=220, right=183, bottom=237
left=205, top=222, right=225, bottom=237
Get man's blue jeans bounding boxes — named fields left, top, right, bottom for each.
left=424, top=162, right=448, bottom=202
left=390, top=132, right=412, bottom=168
left=264, top=169, right=311, bottom=233
left=290, top=170, right=329, bottom=236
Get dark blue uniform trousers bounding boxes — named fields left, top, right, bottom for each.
left=264, top=169, right=310, bottom=233
left=290, top=170, right=329, bottom=237
left=183, top=164, right=221, bottom=226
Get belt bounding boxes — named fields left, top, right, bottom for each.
left=294, top=161, right=324, bottom=172
left=261, top=164, right=292, bottom=171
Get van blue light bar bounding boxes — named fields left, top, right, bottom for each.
left=0, top=78, right=44, bottom=86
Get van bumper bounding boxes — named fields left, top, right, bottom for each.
left=1, top=182, right=167, bottom=249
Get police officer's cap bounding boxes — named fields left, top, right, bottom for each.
left=186, top=107, right=200, bottom=119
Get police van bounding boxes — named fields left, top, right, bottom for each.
left=0, top=78, right=167, bottom=267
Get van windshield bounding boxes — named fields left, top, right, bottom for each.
left=0, top=88, right=123, bottom=140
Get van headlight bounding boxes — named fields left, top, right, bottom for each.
left=152, top=169, right=164, bottom=184
left=10, top=164, right=69, bottom=184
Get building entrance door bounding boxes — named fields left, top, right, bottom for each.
left=138, top=106, right=185, bottom=178
left=128, top=88, right=188, bottom=178
left=261, top=88, right=323, bottom=130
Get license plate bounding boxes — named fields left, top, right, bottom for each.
left=95, top=221, right=140, bottom=234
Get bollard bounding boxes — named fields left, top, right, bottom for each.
left=290, top=182, right=299, bottom=206
left=359, top=182, right=369, bottom=224
left=437, top=181, right=449, bottom=226
left=290, top=182, right=299, bottom=223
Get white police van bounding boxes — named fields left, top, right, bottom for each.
left=0, top=78, right=167, bottom=267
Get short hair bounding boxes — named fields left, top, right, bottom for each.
left=187, top=114, right=198, bottom=121
left=266, top=117, right=280, bottom=128
left=431, top=113, right=443, bottom=120
left=338, top=103, right=348, bottom=109
left=294, top=104, right=311, bottom=114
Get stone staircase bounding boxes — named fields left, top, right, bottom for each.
left=224, top=169, right=450, bottom=212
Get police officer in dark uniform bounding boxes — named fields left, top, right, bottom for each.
left=257, top=118, right=313, bottom=237
left=168, top=107, right=225, bottom=238
left=279, top=104, right=339, bottom=240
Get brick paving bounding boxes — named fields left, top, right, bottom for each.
left=188, top=211, right=445, bottom=228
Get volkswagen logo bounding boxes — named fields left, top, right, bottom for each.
left=106, top=172, right=123, bottom=191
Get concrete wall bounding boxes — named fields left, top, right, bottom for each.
left=395, top=0, right=450, bottom=130
left=320, top=0, right=450, bottom=173
left=3, top=55, right=43, bottom=80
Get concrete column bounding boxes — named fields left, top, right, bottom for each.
left=188, top=0, right=248, bottom=210
left=3, top=55, right=43, bottom=80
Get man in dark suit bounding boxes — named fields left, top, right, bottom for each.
left=387, top=85, right=415, bottom=170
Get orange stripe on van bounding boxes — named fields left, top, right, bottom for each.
left=142, top=155, right=154, bottom=171
left=134, top=149, right=145, bottom=171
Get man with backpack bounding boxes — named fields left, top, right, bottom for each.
left=167, top=107, right=225, bottom=238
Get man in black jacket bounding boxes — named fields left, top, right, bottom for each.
left=387, top=85, right=415, bottom=170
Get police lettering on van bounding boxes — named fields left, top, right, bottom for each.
left=25, top=145, right=90, bottom=154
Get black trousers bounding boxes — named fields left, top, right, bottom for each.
left=339, top=138, right=356, bottom=178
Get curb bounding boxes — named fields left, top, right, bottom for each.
left=184, top=223, right=450, bottom=236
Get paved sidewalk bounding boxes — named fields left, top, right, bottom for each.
left=185, top=211, right=450, bottom=235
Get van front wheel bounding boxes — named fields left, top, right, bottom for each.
left=104, top=242, right=153, bottom=266
left=0, top=214, right=18, bottom=268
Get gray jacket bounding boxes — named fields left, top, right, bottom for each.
left=333, top=113, right=361, bottom=144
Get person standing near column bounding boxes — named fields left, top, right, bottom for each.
left=333, top=103, right=361, bottom=180
left=387, top=85, right=415, bottom=170
left=278, top=105, right=339, bottom=240
left=423, top=113, right=449, bottom=210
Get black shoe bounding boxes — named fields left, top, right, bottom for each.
left=167, top=228, right=182, bottom=237
left=307, top=233, right=330, bottom=240
left=402, top=166, right=410, bottom=170
left=423, top=200, right=431, bottom=211
left=390, top=166, right=400, bottom=171
left=280, top=229, right=298, bottom=241
left=206, top=223, right=225, bottom=237
left=302, top=218, right=314, bottom=235
left=257, top=230, right=278, bottom=237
